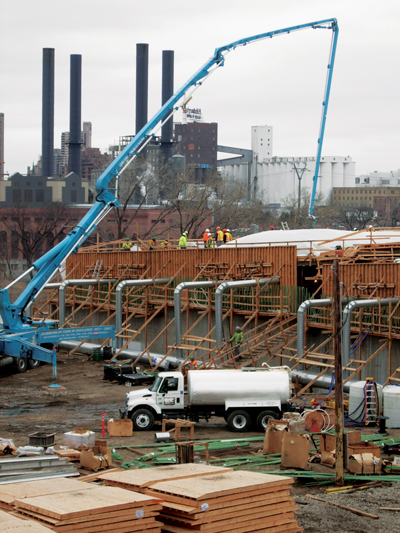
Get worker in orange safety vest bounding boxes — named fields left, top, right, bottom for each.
left=203, top=228, right=210, bottom=248
left=225, top=229, right=232, bottom=242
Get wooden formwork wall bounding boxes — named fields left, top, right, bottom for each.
left=320, top=262, right=400, bottom=298
left=67, top=245, right=298, bottom=286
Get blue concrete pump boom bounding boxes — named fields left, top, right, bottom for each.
left=0, top=18, right=338, bottom=368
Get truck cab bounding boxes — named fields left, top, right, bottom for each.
left=123, top=371, right=185, bottom=430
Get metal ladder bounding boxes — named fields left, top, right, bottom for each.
left=281, top=221, right=290, bottom=231
left=92, top=259, right=103, bottom=278
left=364, top=377, right=378, bottom=426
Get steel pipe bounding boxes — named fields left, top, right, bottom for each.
left=115, top=278, right=169, bottom=349
left=174, top=281, right=222, bottom=358
left=59, top=279, right=99, bottom=326
left=342, top=298, right=400, bottom=370
left=297, top=299, right=332, bottom=358
left=215, top=277, right=280, bottom=347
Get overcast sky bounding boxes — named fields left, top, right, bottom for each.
left=1, top=0, right=399, bottom=177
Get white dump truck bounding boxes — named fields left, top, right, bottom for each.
left=121, top=367, right=292, bottom=432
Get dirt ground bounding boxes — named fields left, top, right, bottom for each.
left=1, top=353, right=400, bottom=533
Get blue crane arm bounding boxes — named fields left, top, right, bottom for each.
left=0, top=17, right=338, bottom=331
left=308, top=20, right=339, bottom=221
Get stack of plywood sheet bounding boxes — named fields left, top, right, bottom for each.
left=99, top=465, right=302, bottom=533
left=14, top=485, right=163, bottom=533
left=146, top=470, right=302, bottom=533
left=0, top=478, right=95, bottom=511
left=98, top=464, right=234, bottom=493
left=0, top=509, right=52, bottom=532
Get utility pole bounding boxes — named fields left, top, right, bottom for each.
left=333, top=259, right=344, bottom=485
left=292, top=161, right=307, bottom=213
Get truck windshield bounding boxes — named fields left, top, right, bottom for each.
left=149, top=376, right=163, bottom=392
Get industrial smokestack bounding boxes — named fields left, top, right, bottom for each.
left=42, top=48, right=55, bottom=178
left=161, top=50, right=174, bottom=164
left=135, top=44, right=149, bottom=135
left=69, top=54, right=82, bottom=177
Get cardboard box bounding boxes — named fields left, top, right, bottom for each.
left=348, top=441, right=381, bottom=459
left=263, top=420, right=288, bottom=455
left=282, top=412, right=306, bottom=432
left=349, top=453, right=381, bottom=474
left=320, top=450, right=335, bottom=467
left=63, top=430, right=95, bottom=448
left=263, top=427, right=286, bottom=455
left=107, top=418, right=133, bottom=437
left=80, top=445, right=112, bottom=472
left=319, top=431, right=362, bottom=468
left=382, top=459, right=400, bottom=474
left=281, top=432, right=310, bottom=469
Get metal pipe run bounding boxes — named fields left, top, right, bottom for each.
left=58, top=341, right=180, bottom=369
left=291, top=369, right=355, bottom=394
left=215, top=277, right=280, bottom=347
left=115, top=278, right=169, bottom=349
left=59, top=279, right=114, bottom=326
left=342, top=298, right=400, bottom=370
left=297, top=297, right=354, bottom=358
left=174, top=281, right=222, bottom=358
left=297, top=299, right=332, bottom=358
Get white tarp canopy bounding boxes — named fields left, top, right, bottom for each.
left=222, top=228, right=400, bottom=257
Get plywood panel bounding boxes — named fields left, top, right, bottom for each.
left=0, top=509, right=53, bottom=532
left=15, top=485, right=161, bottom=520
left=0, top=479, right=94, bottom=510
left=98, top=464, right=233, bottom=491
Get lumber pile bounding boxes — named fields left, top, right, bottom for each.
left=0, top=509, right=53, bottom=532
left=100, top=465, right=301, bottom=532
left=147, top=470, right=302, bottom=533
left=14, top=485, right=163, bottom=533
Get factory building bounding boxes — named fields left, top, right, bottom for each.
left=219, top=125, right=355, bottom=207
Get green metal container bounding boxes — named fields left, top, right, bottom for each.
left=92, top=348, right=102, bottom=362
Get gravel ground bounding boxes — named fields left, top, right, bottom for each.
left=296, top=485, right=400, bottom=532
left=1, top=351, right=400, bottom=533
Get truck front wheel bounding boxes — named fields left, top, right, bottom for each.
left=131, top=409, right=155, bottom=431
left=227, top=410, right=251, bottom=432
left=256, top=410, right=278, bottom=431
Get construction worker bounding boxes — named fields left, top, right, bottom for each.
left=190, top=355, right=199, bottom=369
left=122, top=237, right=132, bottom=251
left=179, top=231, right=188, bottom=248
left=270, top=225, right=275, bottom=230
left=215, top=226, right=224, bottom=247
left=203, top=228, right=210, bottom=248
left=161, top=239, right=169, bottom=248
left=223, top=229, right=227, bottom=244
left=230, top=326, right=244, bottom=358
left=225, top=229, right=232, bottom=242
left=148, top=236, right=157, bottom=250
left=206, top=232, right=213, bottom=248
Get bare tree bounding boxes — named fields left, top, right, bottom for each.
left=0, top=203, right=78, bottom=273
left=108, top=157, right=160, bottom=240
left=319, top=205, right=374, bottom=230
left=280, top=188, right=325, bottom=229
